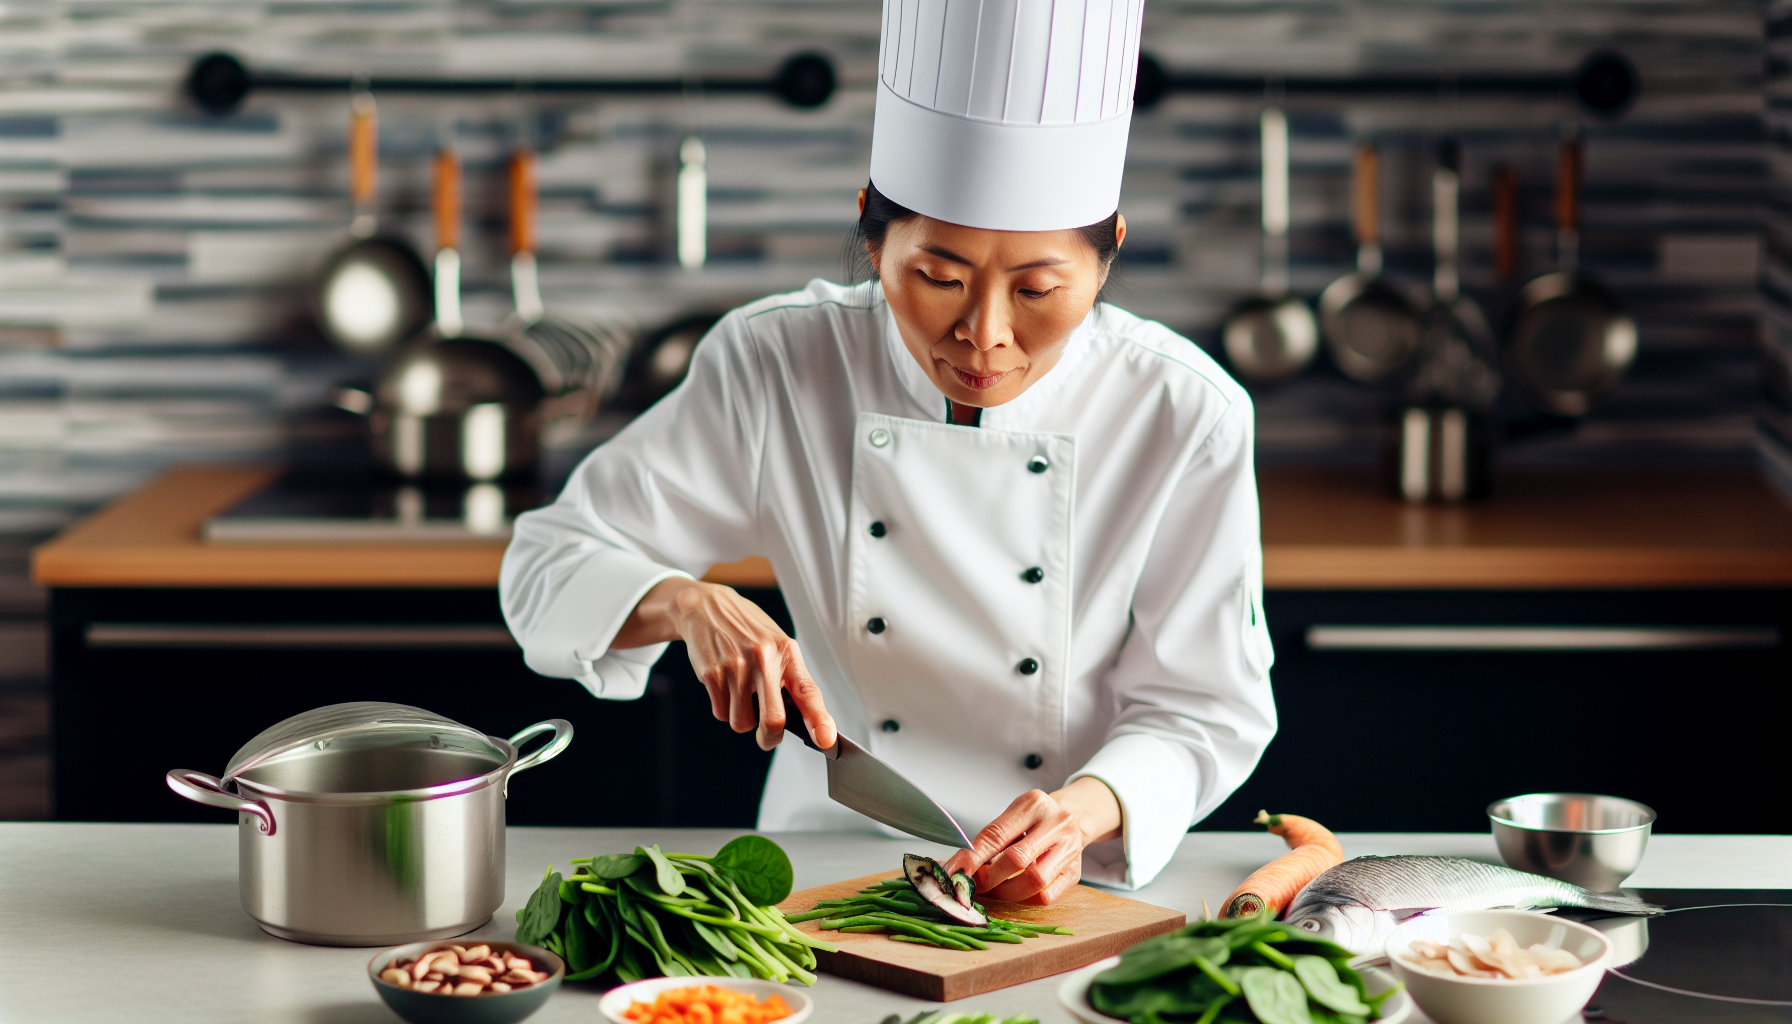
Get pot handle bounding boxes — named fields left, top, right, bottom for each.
left=504, top=719, right=573, bottom=797
left=165, top=770, right=276, bottom=836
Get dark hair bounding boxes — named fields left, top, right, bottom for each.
left=842, top=180, right=1122, bottom=302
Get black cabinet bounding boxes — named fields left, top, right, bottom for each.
left=1199, top=589, right=1792, bottom=835
left=54, top=583, right=1790, bottom=835
left=50, top=587, right=778, bottom=827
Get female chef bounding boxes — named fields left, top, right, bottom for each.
left=501, top=0, right=1276, bottom=905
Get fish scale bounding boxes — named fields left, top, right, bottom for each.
left=1282, top=855, right=1661, bottom=954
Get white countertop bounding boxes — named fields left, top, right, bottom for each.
left=1, top=824, right=1787, bottom=1024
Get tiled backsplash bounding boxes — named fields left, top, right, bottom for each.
left=0, top=0, right=1773, bottom=542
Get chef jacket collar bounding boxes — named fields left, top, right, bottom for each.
left=878, top=286, right=1098, bottom=432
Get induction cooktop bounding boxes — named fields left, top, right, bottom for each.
left=202, top=470, right=541, bottom=543
left=1563, top=889, right=1792, bottom=1024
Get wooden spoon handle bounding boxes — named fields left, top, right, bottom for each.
left=433, top=148, right=461, bottom=253
left=509, top=148, right=537, bottom=257
left=347, top=94, right=377, bottom=212
left=1555, top=138, right=1581, bottom=233
left=1492, top=163, right=1521, bottom=281
left=1353, top=144, right=1379, bottom=247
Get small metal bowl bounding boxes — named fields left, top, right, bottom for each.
left=369, top=940, right=563, bottom=1024
left=1488, top=792, right=1655, bottom=891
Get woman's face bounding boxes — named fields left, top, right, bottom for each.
left=872, top=211, right=1124, bottom=409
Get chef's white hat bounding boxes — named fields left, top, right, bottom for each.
left=869, top=0, right=1146, bottom=232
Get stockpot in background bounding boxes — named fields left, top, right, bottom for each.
left=166, top=702, right=572, bottom=947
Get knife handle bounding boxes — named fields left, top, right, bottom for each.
left=778, top=689, right=836, bottom=758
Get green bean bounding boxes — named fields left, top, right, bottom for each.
left=889, top=934, right=946, bottom=947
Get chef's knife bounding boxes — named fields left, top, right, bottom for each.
left=778, top=691, right=972, bottom=849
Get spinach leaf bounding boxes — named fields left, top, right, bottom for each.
left=588, top=853, right=646, bottom=879
left=514, top=868, right=564, bottom=947
left=1089, top=979, right=1212, bottom=1020
left=711, top=834, right=794, bottom=906
left=1095, top=936, right=1230, bottom=985
left=1239, top=966, right=1314, bottom=1024
left=637, top=844, right=686, bottom=896
left=1292, top=955, right=1370, bottom=1015
left=565, top=898, right=598, bottom=973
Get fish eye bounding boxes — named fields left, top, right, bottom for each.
left=1297, top=919, right=1321, bottom=932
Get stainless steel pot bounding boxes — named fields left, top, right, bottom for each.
left=166, top=702, right=572, bottom=947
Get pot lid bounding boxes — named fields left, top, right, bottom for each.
left=222, top=701, right=503, bottom=782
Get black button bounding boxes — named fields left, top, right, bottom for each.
left=882, top=719, right=900, bottom=733
left=1017, top=658, right=1039, bottom=675
left=1027, top=456, right=1049, bottom=473
left=1021, top=566, right=1044, bottom=584
left=867, top=617, right=886, bottom=634
left=1024, top=753, right=1043, bottom=770
left=869, top=521, right=887, bottom=538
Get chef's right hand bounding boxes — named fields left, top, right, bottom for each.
left=616, top=577, right=837, bottom=752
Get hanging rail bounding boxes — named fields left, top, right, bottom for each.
left=185, top=51, right=838, bottom=115
left=188, top=47, right=1633, bottom=119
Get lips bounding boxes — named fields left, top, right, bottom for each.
left=951, top=366, right=1009, bottom=391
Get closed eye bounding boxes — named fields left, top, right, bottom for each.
left=1019, top=287, right=1055, bottom=299
left=919, top=270, right=961, bottom=290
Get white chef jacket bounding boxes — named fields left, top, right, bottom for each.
left=500, top=278, right=1276, bottom=889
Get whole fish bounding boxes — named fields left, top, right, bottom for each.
left=1283, top=855, right=1661, bottom=953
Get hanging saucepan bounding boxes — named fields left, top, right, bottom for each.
left=612, top=310, right=724, bottom=413
left=1222, top=106, right=1318, bottom=383
left=1319, top=144, right=1421, bottom=383
left=499, top=144, right=632, bottom=432
left=168, top=702, right=571, bottom=946
left=1506, top=137, right=1637, bottom=417
left=311, top=90, right=432, bottom=358
left=364, top=146, right=547, bottom=484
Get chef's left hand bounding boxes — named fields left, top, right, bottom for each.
left=941, top=777, right=1122, bottom=906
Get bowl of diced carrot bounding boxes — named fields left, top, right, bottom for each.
left=597, top=978, right=812, bottom=1024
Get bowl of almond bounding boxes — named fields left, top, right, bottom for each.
left=369, top=940, right=563, bottom=1024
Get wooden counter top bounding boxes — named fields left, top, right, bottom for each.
left=29, top=465, right=773, bottom=589
left=32, top=464, right=1792, bottom=590
left=1258, top=467, right=1792, bottom=588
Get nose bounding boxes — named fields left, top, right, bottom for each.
left=955, top=285, right=1012, bottom=352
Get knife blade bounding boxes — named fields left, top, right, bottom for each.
left=778, top=690, right=972, bottom=849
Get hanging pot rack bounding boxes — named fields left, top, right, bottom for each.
left=185, top=50, right=838, bottom=116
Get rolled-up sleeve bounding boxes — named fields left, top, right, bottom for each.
left=1069, top=398, right=1277, bottom=888
left=499, top=314, right=767, bottom=699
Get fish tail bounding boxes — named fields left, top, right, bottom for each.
left=1574, top=890, right=1664, bottom=915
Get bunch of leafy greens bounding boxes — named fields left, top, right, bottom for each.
left=786, top=876, right=1072, bottom=950
left=1089, top=915, right=1399, bottom=1024
left=514, top=835, right=834, bottom=985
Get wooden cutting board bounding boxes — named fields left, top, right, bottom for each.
left=777, top=870, right=1184, bottom=1001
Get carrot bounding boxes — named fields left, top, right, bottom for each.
left=621, top=984, right=795, bottom=1024
left=1220, top=810, right=1345, bottom=919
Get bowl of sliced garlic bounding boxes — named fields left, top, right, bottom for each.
left=1386, top=909, right=1612, bottom=1024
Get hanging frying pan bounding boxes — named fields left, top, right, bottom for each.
left=362, top=145, right=546, bottom=484
left=1506, top=137, right=1637, bottom=416
left=311, top=90, right=432, bottom=357
left=500, top=145, right=631, bottom=428
left=613, top=310, right=723, bottom=413
left=1396, top=139, right=1501, bottom=504
left=1222, top=106, right=1318, bottom=383
left=1319, top=144, right=1421, bottom=383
